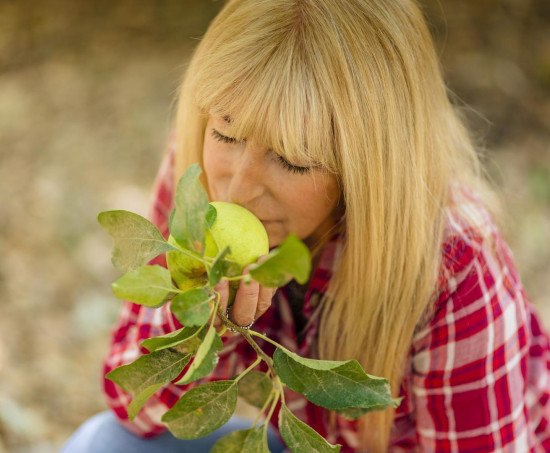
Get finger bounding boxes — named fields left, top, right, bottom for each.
left=249, top=254, right=275, bottom=318
left=257, top=254, right=270, bottom=264
left=213, top=279, right=229, bottom=330
left=253, top=255, right=277, bottom=319
left=254, top=286, right=277, bottom=319
left=230, top=267, right=260, bottom=327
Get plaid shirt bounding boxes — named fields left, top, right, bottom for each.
left=103, top=149, right=550, bottom=452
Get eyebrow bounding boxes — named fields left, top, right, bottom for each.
left=223, top=116, right=232, bottom=124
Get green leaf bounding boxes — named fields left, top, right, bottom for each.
left=273, top=348, right=400, bottom=413
left=210, top=426, right=269, bottom=453
left=175, top=326, right=223, bottom=385
left=127, top=386, right=161, bottom=420
left=208, top=246, right=230, bottom=287
left=141, top=326, right=201, bottom=353
left=332, top=405, right=396, bottom=420
left=112, top=265, right=178, bottom=307
left=170, top=288, right=212, bottom=326
left=98, top=210, right=175, bottom=274
left=249, top=234, right=311, bottom=286
left=242, top=426, right=270, bottom=452
left=106, top=348, right=191, bottom=420
left=170, top=164, right=210, bottom=254
left=206, top=204, right=217, bottom=229
left=279, top=404, right=341, bottom=452
left=173, top=329, right=210, bottom=355
left=162, top=380, right=238, bottom=439
left=237, top=371, right=273, bottom=408
left=208, top=246, right=241, bottom=287
left=210, top=429, right=251, bottom=453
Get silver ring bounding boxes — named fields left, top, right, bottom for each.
left=226, top=307, right=254, bottom=331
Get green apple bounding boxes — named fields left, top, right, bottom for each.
left=207, top=201, right=269, bottom=268
left=166, top=201, right=269, bottom=295
left=165, top=232, right=215, bottom=291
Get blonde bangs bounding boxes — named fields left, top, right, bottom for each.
left=188, top=3, right=338, bottom=173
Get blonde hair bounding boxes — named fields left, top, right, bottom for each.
left=173, top=0, right=495, bottom=450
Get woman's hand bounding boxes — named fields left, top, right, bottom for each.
left=213, top=261, right=277, bottom=332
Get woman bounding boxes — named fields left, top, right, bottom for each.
left=63, top=0, right=550, bottom=451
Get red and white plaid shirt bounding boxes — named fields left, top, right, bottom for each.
left=103, top=149, right=550, bottom=452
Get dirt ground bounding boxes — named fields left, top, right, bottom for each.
left=1, top=1, right=549, bottom=451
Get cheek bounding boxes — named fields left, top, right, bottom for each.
left=203, top=142, right=230, bottom=194
left=305, top=177, right=339, bottom=211
left=285, top=178, right=340, bottom=230
left=203, top=141, right=220, bottom=175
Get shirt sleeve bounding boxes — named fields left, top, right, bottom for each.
left=101, top=145, right=251, bottom=437
left=410, top=229, right=537, bottom=452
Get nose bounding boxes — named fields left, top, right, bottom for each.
left=228, top=141, right=266, bottom=206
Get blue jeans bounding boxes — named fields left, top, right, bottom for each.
left=60, top=411, right=286, bottom=452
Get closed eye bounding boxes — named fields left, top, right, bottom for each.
left=276, top=155, right=311, bottom=175
left=212, top=128, right=310, bottom=174
left=211, top=128, right=243, bottom=144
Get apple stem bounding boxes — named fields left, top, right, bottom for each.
left=263, top=391, right=281, bottom=436
left=233, top=355, right=262, bottom=383
left=249, top=330, right=291, bottom=354
left=222, top=274, right=248, bottom=282
left=171, top=244, right=214, bottom=267
left=275, top=376, right=286, bottom=405
left=251, top=389, right=277, bottom=430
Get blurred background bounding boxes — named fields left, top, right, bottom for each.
left=0, top=0, right=549, bottom=451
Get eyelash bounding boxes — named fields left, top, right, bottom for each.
left=210, top=128, right=311, bottom=175
left=211, top=128, right=240, bottom=144
left=275, top=155, right=310, bottom=175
